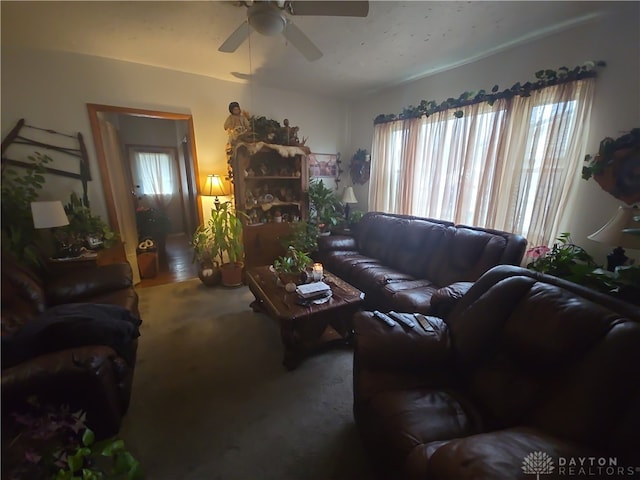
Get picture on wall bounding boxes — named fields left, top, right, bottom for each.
left=308, top=153, right=340, bottom=178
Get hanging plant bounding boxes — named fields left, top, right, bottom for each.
left=374, top=61, right=606, bottom=124
left=582, top=128, right=640, bottom=205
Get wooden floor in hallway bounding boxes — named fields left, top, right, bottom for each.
left=136, top=233, right=198, bottom=289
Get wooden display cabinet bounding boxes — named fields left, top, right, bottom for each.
left=231, top=142, right=309, bottom=268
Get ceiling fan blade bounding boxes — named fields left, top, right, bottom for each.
left=289, top=1, right=369, bottom=17
left=218, top=21, right=252, bottom=53
left=282, top=22, right=323, bottom=62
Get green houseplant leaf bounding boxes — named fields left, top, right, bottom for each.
left=193, top=201, right=248, bottom=266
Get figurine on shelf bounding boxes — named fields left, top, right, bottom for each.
left=224, top=101, right=251, bottom=143
left=283, top=119, right=292, bottom=145
left=280, top=118, right=302, bottom=146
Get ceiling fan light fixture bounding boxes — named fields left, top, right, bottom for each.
left=248, top=6, right=286, bottom=36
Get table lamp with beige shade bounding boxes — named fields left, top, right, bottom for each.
left=588, top=205, right=640, bottom=271
left=341, top=186, right=358, bottom=223
left=31, top=200, right=72, bottom=258
left=202, top=174, right=228, bottom=210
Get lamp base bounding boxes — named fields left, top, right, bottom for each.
left=607, top=246, right=628, bottom=272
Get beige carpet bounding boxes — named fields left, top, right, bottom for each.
left=120, top=279, right=372, bottom=480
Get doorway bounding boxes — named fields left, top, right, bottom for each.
left=86, top=104, right=202, bottom=287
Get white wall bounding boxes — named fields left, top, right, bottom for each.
left=1, top=46, right=349, bottom=222
left=3, top=2, right=638, bottom=266
left=349, top=2, right=640, bottom=264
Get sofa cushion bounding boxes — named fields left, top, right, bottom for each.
left=1, top=303, right=142, bottom=369
left=430, top=281, right=474, bottom=317
left=46, top=263, right=134, bottom=305
left=386, top=218, right=451, bottom=278
left=382, top=281, right=440, bottom=314
left=428, top=226, right=509, bottom=286
left=1, top=255, right=48, bottom=332
left=320, top=251, right=378, bottom=278
left=426, top=426, right=598, bottom=480
left=351, top=264, right=415, bottom=292
left=360, top=388, right=485, bottom=475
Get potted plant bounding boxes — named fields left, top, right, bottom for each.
left=1, top=152, right=52, bottom=266
left=191, top=222, right=222, bottom=287
left=272, top=246, right=313, bottom=285
left=525, top=232, right=640, bottom=304
left=135, top=204, right=171, bottom=263
left=582, top=128, right=640, bottom=205
left=55, top=192, right=118, bottom=255
left=347, top=209, right=365, bottom=232
left=308, top=179, right=343, bottom=235
left=4, top=398, right=142, bottom=479
left=201, top=201, right=248, bottom=287
left=279, top=220, right=319, bottom=257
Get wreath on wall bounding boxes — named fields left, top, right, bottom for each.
left=583, top=128, right=640, bottom=205
left=349, top=149, right=370, bottom=185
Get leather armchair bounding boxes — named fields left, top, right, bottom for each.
left=352, top=265, right=640, bottom=479
left=1, top=254, right=141, bottom=438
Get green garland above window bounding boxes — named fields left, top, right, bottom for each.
left=374, top=61, right=606, bottom=125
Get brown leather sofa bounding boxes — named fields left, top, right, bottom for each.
left=352, top=265, right=640, bottom=480
left=1, top=254, right=141, bottom=438
left=317, top=212, right=527, bottom=314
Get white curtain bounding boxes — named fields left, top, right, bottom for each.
left=369, top=78, right=595, bottom=248
left=131, top=150, right=178, bottom=212
left=100, top=118, right=141, bottom=284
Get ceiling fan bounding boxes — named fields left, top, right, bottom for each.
left=218, top=1, right=369, bottom=62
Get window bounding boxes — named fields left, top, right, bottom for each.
left=369, top=79, right=595, bottom=247
left=131, top=150, right=176, bottom=195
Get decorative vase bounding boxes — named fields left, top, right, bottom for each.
left=198, top=261, right=221, bottom=287
left=221, top=261, right=244, bottom=287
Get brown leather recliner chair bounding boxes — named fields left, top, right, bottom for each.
left=352, top=265, right=640, bottom=480
left=1, top=254, right=141, bottom=438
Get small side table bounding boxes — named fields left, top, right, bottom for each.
left=46, top=242, right=127, bottom=275
left=46, top=251, right=99, bottom=275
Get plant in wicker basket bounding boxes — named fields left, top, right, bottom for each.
left=273, top=246, right=313, bottom=285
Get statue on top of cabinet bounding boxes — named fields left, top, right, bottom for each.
left=224, top=101, right=252, bottom=143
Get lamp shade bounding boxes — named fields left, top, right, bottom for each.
left=202, top=174, right=227, bottom=197
left=31, top=201, right=69, bottom=229
left=341, top=186, right=357, bottom=204
left=588, top=205, right=640, bottom=250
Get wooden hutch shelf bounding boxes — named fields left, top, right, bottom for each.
left=231, top=142, right=309, bottom=268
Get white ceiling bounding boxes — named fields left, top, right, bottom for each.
left=1, top=1, right=611, bottom=100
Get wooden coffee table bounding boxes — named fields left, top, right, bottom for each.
left=246, top=265, right=364, bottom=369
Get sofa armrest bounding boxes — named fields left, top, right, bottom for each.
left=317, top=235, right=358, bottom=252
left=353, top=311, right=451, bottom=372
left=1, top=345, right=128, bottom=438
left=426, top=426, right=600, bottom=480
left=430, top=282, right=474, bottom=318
left=2, top=303, right=141, bottom=369
left=46, top=263, right=133, bottom=304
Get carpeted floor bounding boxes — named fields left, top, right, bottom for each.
left=120, top=279, right=372, bottom=480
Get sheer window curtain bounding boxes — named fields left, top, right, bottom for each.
left=369, top=78, right=595, bottom=248
left=100, top=120, right=141, bottom=284
left=131, top=151, right=178, bottom=211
